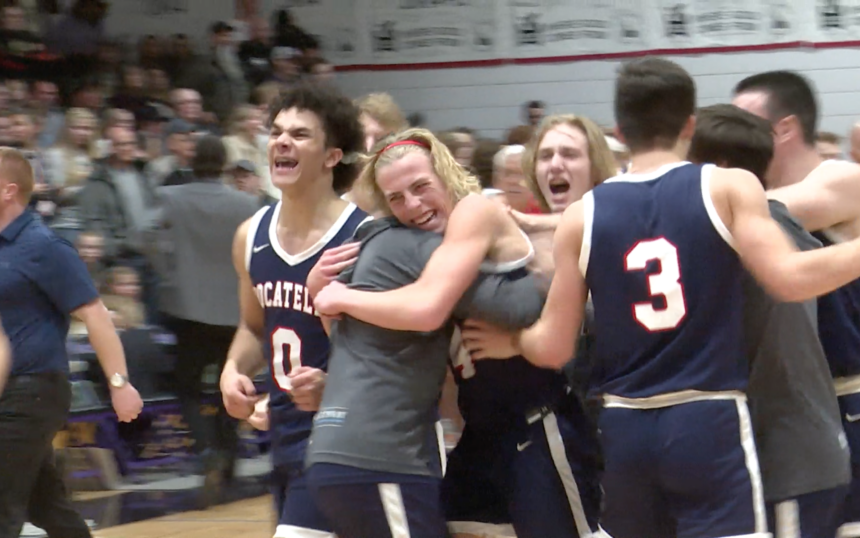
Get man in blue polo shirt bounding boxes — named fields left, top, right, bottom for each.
left=0, top=148, right=143, bottom=538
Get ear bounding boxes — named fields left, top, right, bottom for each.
left=679, top=115, right=696, bottom=141
left=324, top=147, right=344, bottom=169
left=613, top=125, right=626, bottom=146
left=773, top=114, right=799, bottom=145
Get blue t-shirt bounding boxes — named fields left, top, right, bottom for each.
left=0, top=211, right=99, bottom=376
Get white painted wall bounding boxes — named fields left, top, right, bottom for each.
left=337, top=47, right=860, bottom=144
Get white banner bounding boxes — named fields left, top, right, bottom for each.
left=651, top=0, right=803, bottom=48
left=509, top=0, right=651, bottom=58
left=104, top=0, right=226, bottom=45
left=368, top=0, right=500, bottom=64
left=809, top=0, right=860, bottom=42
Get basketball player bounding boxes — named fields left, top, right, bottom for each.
left=491, top=57, right=860, bottom=538
left=313, top=129, right=601, bottom=538
left=732, top=71, right=860, bottom=538
left=219, top=80, right=367, bottom=538
left=689, top=103, right=850, bottom=538
left=305, top=213, right=547, bottom=538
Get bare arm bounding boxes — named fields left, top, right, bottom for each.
left=224, top=219, right=267, bottom=379
left=721, top=167, right=860, bottom=302
left=768, top=162, right=860, bottom=232
left=0, top=321, right=10, bottom=397
left=517, top=202, right=587, bottom=369
left=323, top=195, right=498, bottom=332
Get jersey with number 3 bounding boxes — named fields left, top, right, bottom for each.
left=246, top=201, right=369, bottom=467
left=583, top=162, right=746, bottom=399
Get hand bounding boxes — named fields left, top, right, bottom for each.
left=220, top=370, right=261, bottom=420
left=247, top=394, right=270, bottom=431
left=307, top=242, right=360, bottom=299
left=461, top=319, right=520, bottom=360
left=289, top=366, right=326, bottom=412
left=313, top=280, right=351, bottom=317
left=110, top=384, right=143, bottom=422
left=508, top=208, right=559, bottom=233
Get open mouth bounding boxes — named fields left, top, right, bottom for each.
left=274, top=157, right=298, bottom=172
left=413, top=211, right=436, bottom=227
left=548, top=179, right=570, bottom=195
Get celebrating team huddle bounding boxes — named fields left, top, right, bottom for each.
left=220, top=58, right=860, bottom=538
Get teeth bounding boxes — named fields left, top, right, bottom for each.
left=415, top=212, right=433, bottom=225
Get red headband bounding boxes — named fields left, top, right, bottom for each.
left=378, top=140, right=430, bottom=155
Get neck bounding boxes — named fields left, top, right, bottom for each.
left=627, top=148, right=684, bottom=175
left=0, top=204, right=25, bottom=233
left=770, top=145, right=822, bottom=189
left=277, top=175, right=342, bottom=233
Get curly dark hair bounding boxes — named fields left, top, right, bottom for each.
left=269, top=80, right=364, bottom=194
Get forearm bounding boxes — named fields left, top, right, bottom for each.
left=0, top=329, right=10, bottom=396
left=224, top=324, right=266, bottom=377
left=770, top=240, right=860, bottom=302
left=518, top=319, right=576, bottom=369
left=83, top=303, right=129, bottom=378
left=341, top=286, right=448, bottom=332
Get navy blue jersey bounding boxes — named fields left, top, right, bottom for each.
left=584, top=162, right=747, bottom=398
left=813, top=230, right=860, bottom=379
left=246, top=201, right=370, bottom=467
left=451, top=265, right=570, bottom=429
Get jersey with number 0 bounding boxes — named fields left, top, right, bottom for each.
left=583, top=162, right=746, bottom=399
left=246, top=201, right=369, bottom=467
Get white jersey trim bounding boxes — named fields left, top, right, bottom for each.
left=245, top=205, right=271, bottom=273
left=447, top=521, right=517, bottom=536
left=838, top=522, right=860, bottom=538
left=603, top=161, right=690, bottom=184
left=480, top=228, right=535, bottom=274
left=269, top=202, right=359, bottom=266
left=700, top=164, right=736, bottom=250
left=774, top=499, right=801, bottom=538
left=579, top=190, right=595, bottom=277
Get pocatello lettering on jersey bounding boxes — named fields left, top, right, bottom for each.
left=246, top=201, right=369, bottom=467
left=583, top=162, right=746, bottom=398
left=812, top=229, right=860, bottom=379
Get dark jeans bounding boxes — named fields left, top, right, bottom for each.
left=167, top=317, right=239, bottom=468
left=0, top=373, right=91, bottom=538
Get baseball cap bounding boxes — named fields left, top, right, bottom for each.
left=165, top=119, right=196, bottom=137
left=232, top=159, right=257, bottom=175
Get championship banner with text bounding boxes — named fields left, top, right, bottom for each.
left=368, top=0, right=501, bottom=64
left=808, top=0, right=860, bottom=43
left=509, top=0, right=651, bottom=59
left=650, top=0, right=804, bottom=49
left=269, top=0, right=365, bottom=65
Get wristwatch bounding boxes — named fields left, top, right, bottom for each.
left=109, top=373, right=129, bottom=389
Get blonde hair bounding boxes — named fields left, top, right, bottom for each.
left=523, top=114, right=618, bottom=213
left=356, top=128, right=481, bottom=216
left=228, top=104, right=260, bottom=137
left=355, top=93, right=408, bottom=136
left=0, top=147, right=34, bottom=203
left=60, top=108, right=99, bottom=187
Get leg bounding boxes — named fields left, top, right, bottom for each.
left=768, top=486, right=848, bottom=538
left=661, top=399, right=769, bottom=538
left=599, top=407, right=671, bottom=538
left=272, top=464, right=334, bottom=537
left=506, top=411, right=601, bottom=538
left=27, top=451, right=91, bottom=538
left=211, top=325, right=240, bottom=479
left=308, top=463, right=447, bottom=538
left=170, top=318, right=215, bottom=456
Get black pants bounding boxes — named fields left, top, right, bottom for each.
left=169, top=318, right=239, bottom=467
left=0, top=373, right=91, bottom=538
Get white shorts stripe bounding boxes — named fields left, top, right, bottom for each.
left=774, top=499, right=800, bottom=538
left=735, top=398, right=767, bottom=535
left=838, top=522, right=860, bottom=538
left=542, top=412, right=593, bottom=538
left=273, top=524, right=335, bottom=538
left=435, top=420, right=447, bottom=475
left=447, top=521, right=517, bottom=537
left=379, top=483, right=411, bottom=538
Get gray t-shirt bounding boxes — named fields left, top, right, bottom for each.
left=306, top=218, right=544, bottom=477
left=746, top=200, right=850, bottom=501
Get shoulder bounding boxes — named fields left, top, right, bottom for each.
left=449, top=193, right=505, bottom=231
left=807, top=160, right=860, bottom=186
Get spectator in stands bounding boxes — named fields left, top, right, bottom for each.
left=815, top=131, right=844, bottom=161
left=109, top=65, right=149, bottom=120
left=164, top=33, right=194, bottom=83
left=147, top=119, right=196, bottom=187
left=524, top=99, right=545, bottom=127
left=105, top=265, right=141, bottom=303
left=0, top=4, right=46, bottom=77
left=506, top=124, right=534, bottom=145
left=137, top=35, right=163, bottom=70
left=152, top=135, right=259, bottom=495
left=93, top=40, right=123, bottom=96
left=492, top=144, right=538, bottom=213
left=143, top=68, right=173, bottom=119
left=0, top=112, right=12, bottom=147
left=273, top=8, right=314, bottom=51
left=31, top=80, right=64, bottom=149
left=267, top=45, right=301, bottom=88
left=75, top=229, right=107, bottom=291
left=46, top=0, right=106, bottom=58
left=182, top=21, right=248, bottom=126
left=222, top=104, right=275, bottom=197
left=239, top=16, right=273, bottom=86
left=43, top=107, right=99, bottom=242
left=8, top=108, right=55, bottom=221
left=449, top=127, right=477, bottom=168
left=356, top=92, right=408, bottom=151
left=471, top=138, right=502, bottom=189
left=168, top=88, right=216, bottom=135
left=68, top=78, right=105, bottom=116
left=303, top=56, right=335, bottom=84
